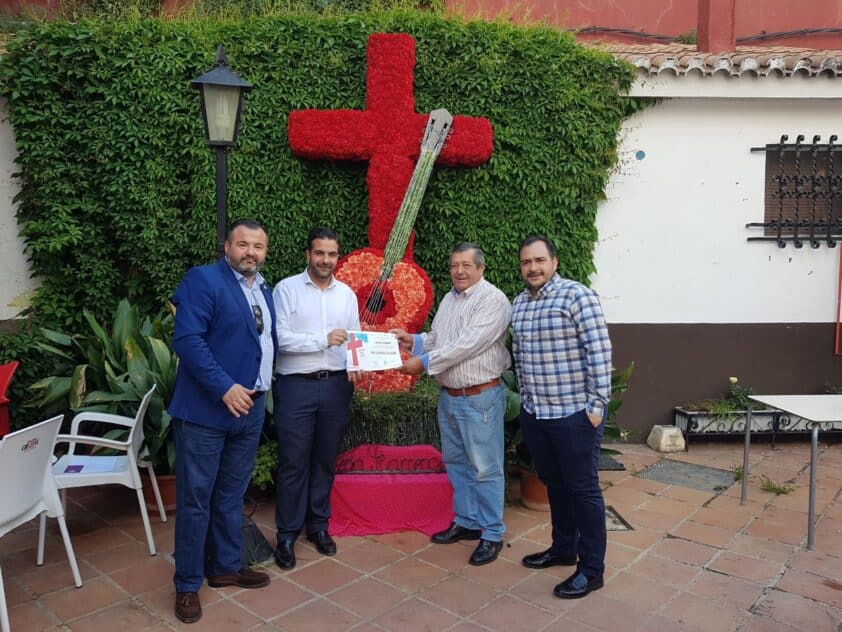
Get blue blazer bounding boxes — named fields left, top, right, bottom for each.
left=168, top=258, right=278, bottom=430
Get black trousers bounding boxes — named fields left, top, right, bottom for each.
left=520, top=408, right=606, bottom=578
left=273, top=372, right=354, bottom=542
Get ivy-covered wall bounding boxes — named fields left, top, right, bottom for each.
left=0, top=9, right=639, bottom=424
left=0, top=10, right=637, bottom=324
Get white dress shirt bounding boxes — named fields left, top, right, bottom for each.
left=273, top=270, right=360, bottom=375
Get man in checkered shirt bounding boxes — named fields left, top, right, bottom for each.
left=512, top=234, right=612, bottom=600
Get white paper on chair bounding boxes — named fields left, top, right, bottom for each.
left=345, top=331, right=403, bottom=371
left=64, top=456, right=121, bottom=474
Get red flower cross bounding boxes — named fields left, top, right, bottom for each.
left=287, top=33, right=493, bottom=260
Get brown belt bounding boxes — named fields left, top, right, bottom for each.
left=443, top=378, right=502, bottom=397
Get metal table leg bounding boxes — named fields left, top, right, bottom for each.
left=807, top=422, right=819, bottom=550
left=741, top=404, right=752, bottom=505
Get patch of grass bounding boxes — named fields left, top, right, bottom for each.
left=733, top=465, right=744, bottom=482
left=759, top=474, right=795, bottom=495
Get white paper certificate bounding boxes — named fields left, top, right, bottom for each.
left=346, top=331, right=403, bottom=371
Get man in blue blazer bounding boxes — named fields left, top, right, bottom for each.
left=168, top=219, right=277, bottom=624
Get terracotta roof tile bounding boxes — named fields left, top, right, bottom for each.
left=588, top=43, right=842, bottom=77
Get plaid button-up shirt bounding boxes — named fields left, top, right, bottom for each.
left=512, top=274, right=612, bottom=420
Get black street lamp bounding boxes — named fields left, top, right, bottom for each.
left=190, top=45, right=252, bottom=258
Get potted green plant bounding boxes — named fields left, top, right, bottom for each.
left=29, top=299, right=179, bottom=510
left=504, top=363, right=634, bottom=510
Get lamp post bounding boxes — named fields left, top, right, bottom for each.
left=190, top=45, right=252, bottom=258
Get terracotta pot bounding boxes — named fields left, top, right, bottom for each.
left=142, top=473, right=177, bottom=515
left=519, top=469, right=550, bottom=512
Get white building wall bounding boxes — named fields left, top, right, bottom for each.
left=0, top=99, right=38, bottom=321
left=592, top=96, right=842, bottom=324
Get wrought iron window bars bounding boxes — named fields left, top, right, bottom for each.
left=748, top=134, right=842, bottom=248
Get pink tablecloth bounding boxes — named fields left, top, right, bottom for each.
left=328, top=444, right=454, bottom=536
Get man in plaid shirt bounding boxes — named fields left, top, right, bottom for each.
left=512, top=235, right=612, bottom=599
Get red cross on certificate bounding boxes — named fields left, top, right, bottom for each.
left=346, top=333, right=364, bottom=368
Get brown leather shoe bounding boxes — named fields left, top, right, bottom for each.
left=207, top=568, right=270, bottom=589
left=175, top=591, right=202, bottom=623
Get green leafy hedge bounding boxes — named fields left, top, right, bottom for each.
left=0, top=9, right=640, bottom=425
left=1, top=10, right=637, bottom=323
left=344, top=374, right=441, bottom=450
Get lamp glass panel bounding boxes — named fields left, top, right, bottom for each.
left=203, top=84, right=241, bottom=143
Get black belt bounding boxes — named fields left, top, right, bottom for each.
left=298, top=370, right=346, bottom=380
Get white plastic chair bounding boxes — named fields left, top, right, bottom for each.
left=38, top=385, right=167, bottom=557
left=0, top=415, right=82, bottom=632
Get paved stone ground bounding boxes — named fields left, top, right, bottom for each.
left=2, top=440, right=840, bottom=631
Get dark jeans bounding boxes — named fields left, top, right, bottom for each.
left=520, top=408, right=606, bottom=578
left=173, top=396, right=264, bottom=592
left=273, top=372, right=353, bottom=542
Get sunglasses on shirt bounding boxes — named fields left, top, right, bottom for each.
left=252, top=304, right=264, bottom=335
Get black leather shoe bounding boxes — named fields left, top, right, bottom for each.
left=522, top=549, right=577, bottom=569
left=469, top=539, right=504, bottom=566
left=553, top=571, right=604, bottom=599
left=431, top=522, right=482, bottom=544
left=274, top=540, right=296, bottom=570
left=307, top=530, right=337, bottom=556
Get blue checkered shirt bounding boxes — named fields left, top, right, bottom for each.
left=512, top=274, right=612, bottom=420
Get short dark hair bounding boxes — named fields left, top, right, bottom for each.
left=307, top=226, right=340, bottom=251
left=450, top=242, right=485, bottom=267
left=226, top=219, right=267, bottom=241
left=519, top=234, right=556, bottom=259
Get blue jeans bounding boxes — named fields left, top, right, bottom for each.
left=438, top=384, right=505, bottom=542
left=520, top=408, right=606, bottom=578
left=173, top=398, right=264, bottom=592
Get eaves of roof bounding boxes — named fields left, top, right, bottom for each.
left=588, top=43, right=842, bottom=78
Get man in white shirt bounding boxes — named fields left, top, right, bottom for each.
left=394, top=242, right=511, bottom=566
left=271, top=227, right=360, bottom=570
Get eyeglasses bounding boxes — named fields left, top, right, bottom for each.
left=252, top=304, right=264, bottom=335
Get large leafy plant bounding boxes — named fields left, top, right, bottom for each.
left=29, top=300, right=178, bottom=474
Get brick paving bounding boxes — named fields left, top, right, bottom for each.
left=2, top=440, right=840, bottom=631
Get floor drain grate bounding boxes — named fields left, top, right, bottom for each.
left=638, top=459, right=735, bottom=494
left=606, top=506, right=632, bottom=531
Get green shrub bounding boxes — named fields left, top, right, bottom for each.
left=251, top=439, right=278, bottom=491
left=343, top=374, right=441, bottom=450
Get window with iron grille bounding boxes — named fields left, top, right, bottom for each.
left=749, top=134, right=842, bottom=248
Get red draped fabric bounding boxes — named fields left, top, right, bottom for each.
left=329, top=445, right=454, bottom=536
